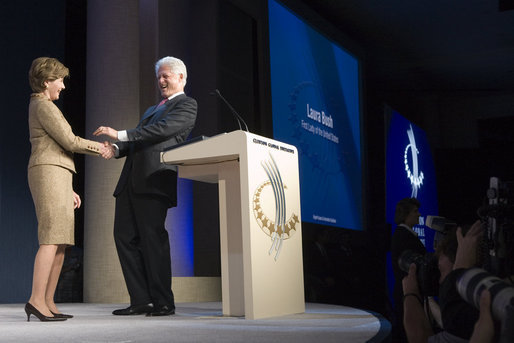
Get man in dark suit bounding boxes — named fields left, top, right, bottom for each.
left=390, top=197, right=426, bottom=342
left=94, top=56, right=197, bottom=316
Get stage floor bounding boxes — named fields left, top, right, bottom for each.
left=0, top=302, right=390, bottom=343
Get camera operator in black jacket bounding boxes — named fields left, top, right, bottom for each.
left=402, top=221, right=483, bottom=343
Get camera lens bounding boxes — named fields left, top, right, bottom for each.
left=398, top=250, right=424, bottom=273
left=457, top=267, right=514, bottom=321
left=398, top=250, right=440, bottom=297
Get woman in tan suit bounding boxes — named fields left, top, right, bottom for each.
left=26, top=57, right=112, bottom=321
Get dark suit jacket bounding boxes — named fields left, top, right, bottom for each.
left=390, top=225, right=426, bottom=309
left=114, top=94, right=197, bottom=206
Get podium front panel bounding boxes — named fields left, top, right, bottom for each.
left=239, top=133, right=304, bottom=319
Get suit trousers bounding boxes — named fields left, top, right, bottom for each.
left=113, top=182, right=175, bottom=309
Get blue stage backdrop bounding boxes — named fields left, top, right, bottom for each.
left=167, top=178, right=194, bottom=276
left=268, top=0, right=363, bottom=231
left=385, top=108, right=439, bottom=300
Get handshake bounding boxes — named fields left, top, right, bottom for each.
left=94, top=126, right=119, bottom=160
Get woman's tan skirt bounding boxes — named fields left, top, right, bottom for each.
left=28, top=164, right=75, bottom=245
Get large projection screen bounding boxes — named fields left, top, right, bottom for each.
left=268, top=0, right=363, bottom=230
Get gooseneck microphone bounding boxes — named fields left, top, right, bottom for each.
left=210, top=89, right=249, bottom=132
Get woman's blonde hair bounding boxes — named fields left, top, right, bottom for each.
left=28, top=57, right=69, bottom=93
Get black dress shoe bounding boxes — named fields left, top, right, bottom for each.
left=112, top=303, right=154, bottom=315
left=146, top=305, right=175, bottom=316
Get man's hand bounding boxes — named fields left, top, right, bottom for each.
left=93, top=126, right=118, bottom=140
left=470, top=290, right=495, bottom=343
left=402, top=263, right=433, bottom=343
left=402, top=263, right=421, bottom=296
left=454, top=220, right=483, bottom=270
left=100, top=141, right=115, bottom=159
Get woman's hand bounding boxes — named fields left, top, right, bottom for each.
left=73, top=191, right=81, bottom=209
left=93, top=126, right=118, bottom=140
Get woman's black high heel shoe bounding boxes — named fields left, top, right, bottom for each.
left=51, top=311, right=73, bottom=319
left=25, top=303, right=67, bottom=322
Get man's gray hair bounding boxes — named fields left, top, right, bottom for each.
left=155, top=56, right=187, bottom=86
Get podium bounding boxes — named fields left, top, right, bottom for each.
left=161, top=130, right=304, bottom=319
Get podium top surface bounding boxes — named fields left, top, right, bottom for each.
left=160, top=130, right=297, bottom=166
left=162, top=135, right=209, bottom=153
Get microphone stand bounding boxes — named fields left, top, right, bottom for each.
left=211, top=89, right=249, bottom=132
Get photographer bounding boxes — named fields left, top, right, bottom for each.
left=402, top=221, right=483, bottom=343
left=456, top=220, right=514, bottom=343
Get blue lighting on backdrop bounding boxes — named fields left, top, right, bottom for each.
left=268, top=0, right=363, bottom=230
left=166, top=178, right=194, bottom=276
left=385, top=109, right=439, bottom=301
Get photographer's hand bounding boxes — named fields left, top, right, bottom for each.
left=470, top=290, right=494, bottom=343
left=454, top=220, right=483, bottom=270
left=402, top=263, right=421, bottom=297
left=402, top=264, right=433, bottom=343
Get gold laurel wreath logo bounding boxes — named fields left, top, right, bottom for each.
left=252, top=181, right=300, bottom=238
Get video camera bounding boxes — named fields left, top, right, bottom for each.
left=452, top=178, right=514, bottom=342
left=425, top=215, right=457, bottom=233
left=478, top=177, right=514, bottom=279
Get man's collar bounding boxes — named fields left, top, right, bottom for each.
left=167, top=91, right=185, bottom=101
left=398, top=223, right=418, bottom=237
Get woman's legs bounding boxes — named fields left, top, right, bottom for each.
left=45, top=245, right=66, bottom=314
left=28, top=244, right=59, bottom=317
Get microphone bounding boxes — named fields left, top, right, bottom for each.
left=210, top=89, right=249, bottom=132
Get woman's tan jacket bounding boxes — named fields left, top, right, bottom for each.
left=28, top=93, right=102, bottom=172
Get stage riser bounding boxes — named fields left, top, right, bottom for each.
left=173, top=277, right=222, bottom=303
